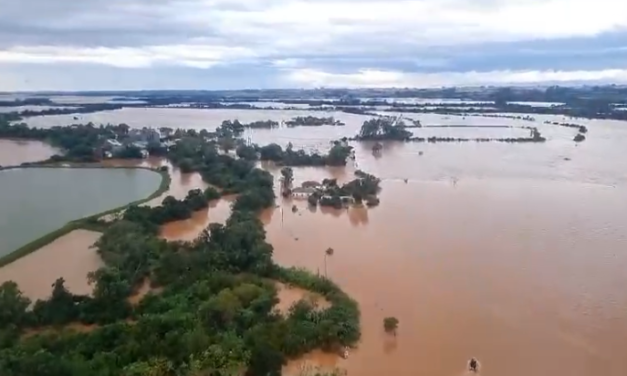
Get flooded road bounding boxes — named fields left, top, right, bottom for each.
left=4, top=108, right=627, bottom=375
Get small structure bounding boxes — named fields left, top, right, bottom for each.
left=104, top=139, right=124, bottom=154
left=291, top=186, right=318, bottom=199
left=302, top=180, right=322, bottom=188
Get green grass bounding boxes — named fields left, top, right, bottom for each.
left=0, top=165, right=171, bottom=268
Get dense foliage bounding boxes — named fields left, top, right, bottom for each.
left=356, top=118, right=412, bottom=141
left=307, top=170, right=381, bottom=209
left=285, top=116, right=344, bottom=127
left=258, top=142, right=353, bottom=167
left=123, top=188, right=222, bottom=232
left=0, top=121, right=127, bottom=162
left=0, top=147, right=361, bottom=376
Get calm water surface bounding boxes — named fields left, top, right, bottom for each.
left=5, top=107, right=627, bottom=375
left=0, top=229, right=103, bottom=300
left=0, top=139, right=59, bottom=166
left=0, top=167, right=162, bottom=256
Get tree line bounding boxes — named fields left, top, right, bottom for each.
left=0, top=140, right=361, bottom=376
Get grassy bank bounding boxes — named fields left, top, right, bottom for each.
left=0, top=164, right=171, bottom=268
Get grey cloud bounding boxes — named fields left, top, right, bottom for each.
left=0, top=0, right=257, bottom=48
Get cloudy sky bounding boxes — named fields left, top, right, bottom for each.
left=1, top=0, right=627, bottom=91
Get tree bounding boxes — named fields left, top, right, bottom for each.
left=326, top=142, right=353, bottom=166
left=259, top=143, right=284, bottom=161
left=32, top=278, right=80, bottom=326
left=383, top=317, right=399, bottom=335
left=179, top=158, right=195, bottom=173
left=280, top=167, right=294, bottom=193
left=0, top=281, right=31, bottom=329
left=204, top=186, right=221, bottom=201
left=236, top=144, right=258, bottom=161
left=85, top=267, right=132, bottom=323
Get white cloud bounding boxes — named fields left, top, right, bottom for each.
left=286, top=68, right=627, bottom=88
left=3, top=0, right=627, bottom=64
left=0, top=45, right=258, bottom=69
left=2, top=0, right=627, bottom=89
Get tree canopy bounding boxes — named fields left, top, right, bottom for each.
left=0, top=142, right=361, bottom=376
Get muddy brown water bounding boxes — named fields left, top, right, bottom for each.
left=4, top=110, right=627, bottom=376
left=0, top=229, right=103, bottom=301
left=0, top=139, right=59, bottom=166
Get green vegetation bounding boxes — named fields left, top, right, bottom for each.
left=0, top=121, right=152, bottom=162
left=123, top=187, right=222, bottom=233
left=285, top=116, right=344, bottom=127
left=0, top=143, right=361, bottom=376
left=354, top=117, right=547, bottom=143
left=383, top=317, right=399, bottom=335
left=258, top=142, right=353, bottom=167
left=308, top=170, right=381, bottom=209
left=355, top=118, right=412, bottom=141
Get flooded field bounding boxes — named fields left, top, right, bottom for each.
left=0, top=229, right=103, bottom=300
left=0, top=166, right=162, bottom=256
left=2, top=105, right=627, bottom=376
left=152, top=110, right=627, bottom=376
left=19, top=107, right=371, bottom=132
left=0, top=139, right=59, bottom=166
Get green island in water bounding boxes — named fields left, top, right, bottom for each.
left=0, top=117, right=369, bottom=376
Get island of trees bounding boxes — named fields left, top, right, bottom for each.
left=285, top=116, right=345, bottom=127
left=0, top=118, right=356, bottom=167
left=0, top=134, right=361, bottom=376
left=353, top=117, right=547, bottom=143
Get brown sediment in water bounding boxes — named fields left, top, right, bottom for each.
left=282, top=349, right=348, bottom=376
left=274, top=282, right=331, bottom=316
left=0, top=229, right=103, bottom=301
left=7, top=114, right=627, bottom=375
left=0, top=139, right=59, bottom=166
left=267, top=175, right=627, bottom=376
left=160, top=196, right=234, bottom=241
left=101, top=157, right=210, bottom=207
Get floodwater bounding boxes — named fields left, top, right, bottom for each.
left=152, top=110, right=627, bottom=376
left=4, top=107, right=627, bottom=376
left=20, top=107, right=370, bottom=133
left=0, top=166, right=162, bottom=256
left=275, top=282, right=331, bottom=315
left=0, top=139, right=59, bottom=166
left=0, top=229, right=103, bottom=300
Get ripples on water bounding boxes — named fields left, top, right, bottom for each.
left=5, top=106, right=627, bottom=376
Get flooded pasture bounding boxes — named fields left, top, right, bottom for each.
left=0, top=139, right=59, bottom=166
left=161, top=109, right=627, bottom=376
left=3, top=106, right=627, bottom=376
left=0, top=229, right=103, bottom=300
